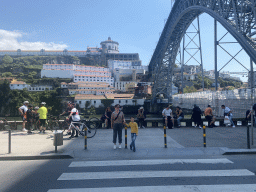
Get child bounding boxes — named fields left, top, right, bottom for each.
left=126, top=117, right=138, bottom=152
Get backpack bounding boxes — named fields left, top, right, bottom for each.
left=253, top=103, right=256, bottom=111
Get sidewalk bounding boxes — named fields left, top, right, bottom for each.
left=0, top=127, right=256, bottom=160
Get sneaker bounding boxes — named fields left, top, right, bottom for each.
left=38, top=131, right=42, bottom=134
left=22, top=128, right=27, bottom=132
left=130, top=145, right=132, bottom=150
left=43, top=130, right=46, bottom=134
left=74, top=135, right=78, bottom=137
left=232, top=125, right=236, bottom=128
left=27, top=130, right=32, bottom=134
left=69, top=136, right=74, bottom=139
left=194, top=126, right=197, bottom=128
left=142, top=126, right=145, bottom=129
left=199, top=126, right=202, bottom=129
left=133, top=147, right=136, bottom=152
left=113, top=145, right=116, bottom=150
left=119, top=145, right=122, bottom=149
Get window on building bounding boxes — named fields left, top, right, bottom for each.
left=126, top=100, right=128, bottom=103
left=94, top=101, right=96, bottom=104
left=119, top=100, right=121, bottom=104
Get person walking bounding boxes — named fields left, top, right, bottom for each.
left=126, top=117, right=138, bottom=152
left=221, top=105, right=235, bottom=127
left=137, top=107, right=146, bottom=128
left=37, top=102, right=48, bottom=134
left=176, top=106, right=184, bottom=128
left=204, top=105, right=216, bottom=128
left=191, top=104, right=202, bottom=129
left=105, top=107, right=112, bottom=129
left=111, top=104, right=125, bottom=149
left=68, top=103, right=80, bottom=139
left=162, top=105, right=174, bottom=129
left=18, top=101, right=29, bottom=132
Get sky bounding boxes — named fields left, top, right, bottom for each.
left=0, top=0, right=251, bottom=81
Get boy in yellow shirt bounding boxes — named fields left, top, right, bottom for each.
left=126, top=117, right=138, bottom=152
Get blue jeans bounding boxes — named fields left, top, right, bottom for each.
left=177, top=116, right=184, bottom=126
left=228, top=115, right=234, bottom=126
left=130, top=133, right=137, bottom=149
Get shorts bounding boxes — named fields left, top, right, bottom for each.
left=72, top=121, right=80, bottom=128
left=21, top=116, right=26, bottom=121
left=40, top=119, right=46, bottom=127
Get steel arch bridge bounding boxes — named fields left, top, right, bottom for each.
left=149, top=0, right=256, bottom=104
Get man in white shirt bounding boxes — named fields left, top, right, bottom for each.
left=162, top=105, right=174, bottom=129
left=69, top=104, right=81, bottom=139
left=221, top=105, right=235, bottom=127
left=18, top=101, right=29, bottom=132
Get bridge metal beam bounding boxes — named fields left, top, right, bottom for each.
left=150, top=0, right=256, bottom=104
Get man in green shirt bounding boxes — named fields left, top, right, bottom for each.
left=37, top=102, right=48, bottom=134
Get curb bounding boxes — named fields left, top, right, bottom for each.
left=223, top=151, right=256, bottom=155
left=0, top=155, right=73, bottom=161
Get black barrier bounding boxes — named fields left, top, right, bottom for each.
left=125, top=126, right=127, bottom=149
left=84, top=127, right=87, bottom=150
left=203, top=125, right=206, bottom=147
left=247, top=125, right=251, bottom=149
left=164, top=126, right=167, bottom=148
left=8, top=130, right=11, bottom=154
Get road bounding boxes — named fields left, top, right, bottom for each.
left=1, top=154, right=256, bottom=192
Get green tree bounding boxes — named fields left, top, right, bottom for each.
left=183, top=86, right=197, bottom=93
left=2, top=55, right=13, bottom=64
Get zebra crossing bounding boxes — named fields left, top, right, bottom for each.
left=48, top=158, right=256, bottom=192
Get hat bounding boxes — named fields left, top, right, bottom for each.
left=35, top=106, right=39, bottom=110
left=41, top=102, right=46, bottom=105
left=140, top=107, right=144, bottom=109
left=24, top=101, right=29, bottom=104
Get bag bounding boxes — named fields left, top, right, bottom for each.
left=224, top=116, right=231, bottom=124
left=100, top=114, right=106, bottom=121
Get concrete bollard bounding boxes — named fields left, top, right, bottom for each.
left=247, top=125, right=251, bottom=149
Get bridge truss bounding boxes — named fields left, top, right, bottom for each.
left=149, top=0, right=256, bottom=105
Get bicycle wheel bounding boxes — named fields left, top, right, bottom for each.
left=88, top=117, right=100, bottom=129
left=81, top=123, right=96, bottom=138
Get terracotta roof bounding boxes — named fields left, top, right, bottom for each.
left=75, top=94, right=106, bottom=100
left=105, top=93, right=134, bottom=99
left=74, top=75, right=111, bottom=77
left=10, top=81, right=26, bottom=85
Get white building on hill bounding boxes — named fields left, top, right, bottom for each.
left=41, top=64, right=114, bottom=86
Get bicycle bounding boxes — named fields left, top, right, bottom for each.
left=0, top=117, right=9, bottom=131
left=67, top=116, right=100, bottom=138
left=47, top=115, right=61, bottom=131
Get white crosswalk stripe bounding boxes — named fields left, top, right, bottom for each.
left=48, top=158, right=256, bottom=192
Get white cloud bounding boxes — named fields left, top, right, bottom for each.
left=0, top=29, right=68, bottom=50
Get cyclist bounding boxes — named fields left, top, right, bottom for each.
left=37, top=102, right=48, bottom=134
left=18, top=101, right=29, bottom=132
left=26, top=104, right=34, bottom=134
left=60, top=102, right=73, bottom=135
left=68, top=103, right=80, bottom=139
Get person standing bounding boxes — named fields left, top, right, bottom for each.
left=69, top=103, right=80, bottom=139
left=176, top=106, right=184, bottom=128
left=105, top=107, right=112, bottom=129
left=111, top=104, right=125, bottom=149
left=137, top=107, right=146, bottom=128
left=18, top=101, right=29, bottom=132
left=37, top=102, right=48, bottom=134
left=162, top=105, right=174, bottom=129
left=204, top=105, right=216, bottom=128
left=26, top=104, right=34, bottom=134
left=126, top=117, right=138, bottom=152
left=221, top=105, right=235, bottom=127
left=191, top=104, right=202, bottom=129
